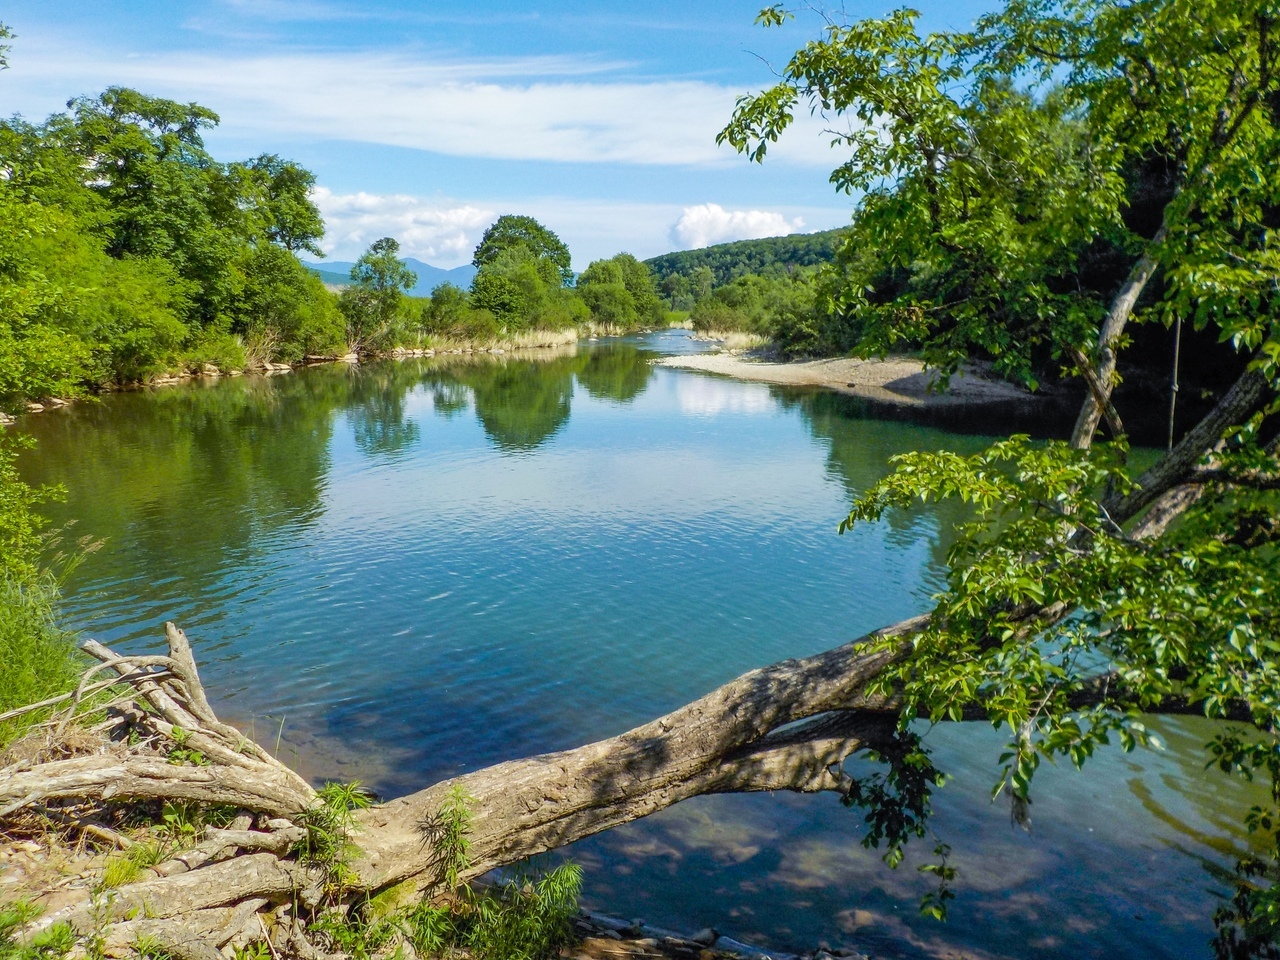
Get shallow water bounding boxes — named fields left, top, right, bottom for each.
left=15, top=330, right=1263, bottom=959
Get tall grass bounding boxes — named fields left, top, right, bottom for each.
left=0, top=576, right=83, bottom=748
left=0, top=437, right=85, bottom=749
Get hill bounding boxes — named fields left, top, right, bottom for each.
left=302, top=258, right=477, bottom=297
left=643, top=228, right=849, bottom=286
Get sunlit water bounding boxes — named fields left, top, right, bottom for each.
left=15, top=330, right=1264, bottom=959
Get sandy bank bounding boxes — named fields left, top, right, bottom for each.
left=654, top=352, right=1032, bottom=407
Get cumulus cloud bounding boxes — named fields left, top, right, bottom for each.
left=312, top=188, right=496, bottom=263
left=309, top=190, right=844, bottom=266
left=670, top=203, right=805, bottom=250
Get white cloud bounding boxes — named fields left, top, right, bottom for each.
left=310, top=190, right=847, bottom=266
left=312, top=188, right=495, bottom=263
left=5, top=39, right=838, bottom=168
left=670, top=203, right=804, bottom=249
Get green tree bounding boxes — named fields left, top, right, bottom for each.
left=341, top=237, right=417, bottom=352
left=470, top=246, right=587, bottom=332
left=576, top=254, right=665, bottom=330
left=472, top=215, right=573, bottom=286
left=234, top=244, right=344, bottom=361
left=721, top=1, right=1280, bottom=951
left=242, top=154, right=325, bottom=256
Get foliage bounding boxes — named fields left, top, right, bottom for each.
left=576, top=253, right=665, bottom=331
left=690, top=270, right=816, bottom=341
left=645, top=228, right=847, bottom=291
left=0, top=438, right=83, bottom=749
left=419, top=284, right=502, bottom=342
left=0, top=577, right=83, bottom=748
left=721, top=1, right=1280, bottom=949
left=837, top=431, right=1280, bottom=931
left=0, top=77, right=338, bottom=403
left=237, top=154, right=325, bottom=256
left=467, top=245, right=588, bottom=333
left=341, top=238, right=418, bottom=353
left=308, top=785, right=580, bottom=960
left=398, top=788, right=582, bottom=960
left=295, top=781, right=375, bottom=898
left=0, top=901, right=73, bottom=960
left=232, top=245, right=345, bottom=361
left=472, top=215, right=573, bottom=287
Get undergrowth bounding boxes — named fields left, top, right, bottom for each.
left=0, top=576, right=84, bottom=748
left=0, top=902, right=73, bottom=960
left=310, top=784, right=582, bottom=960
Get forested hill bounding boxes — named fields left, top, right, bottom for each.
left=643, top=228, right=849, bottom=286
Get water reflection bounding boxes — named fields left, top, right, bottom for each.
left=11, top=332, right=1259, bottom=960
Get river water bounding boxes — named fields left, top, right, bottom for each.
left=14, top=331, right=1265, bottom=959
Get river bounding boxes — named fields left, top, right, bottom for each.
left=14, top=330, right=1264, bottom=959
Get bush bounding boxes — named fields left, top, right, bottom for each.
left=233, top=245, right=344, bottom=361
left=576, top=254, right=665, bottom=331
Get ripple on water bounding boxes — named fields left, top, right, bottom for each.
left=15, top=332, right=1255, bottom=959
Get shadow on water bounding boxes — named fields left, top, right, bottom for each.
left=11, top=330, right=1262, bottom=960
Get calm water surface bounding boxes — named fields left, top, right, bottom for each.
left=15, top=331, right=1263, bottom=959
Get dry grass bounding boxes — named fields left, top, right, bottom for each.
left=692, top=330, right=772, bottom=352
left=416, top=329, right=580, bottom=352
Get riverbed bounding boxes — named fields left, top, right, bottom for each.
left=14, top=330, right=1263, bottom=959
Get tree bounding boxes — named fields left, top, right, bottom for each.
left=472, top=214, right=573, bottom=286
left=6, top=3, right=1280, bottom=957
left=241, top=154, right=325, bottom=256
left=341, top=237, right=417, bottom=353
left=576, top=253, right=666, bottom=330
left=716, top=0, right=1280, bottom=945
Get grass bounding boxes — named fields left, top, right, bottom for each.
left=693, top=329, right=772, bottom=352
left=0, top=576, right=85, bottom=750
left=0, top=900, right=74, bottom=960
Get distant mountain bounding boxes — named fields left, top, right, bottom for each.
left=644, top=228, right=850, bottom=287
left=302, top=258, right=477, bottom=298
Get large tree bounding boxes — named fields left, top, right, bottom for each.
left=5, top=3, right=1280, bottom=958
left=471, top=214, right=573, bottom=286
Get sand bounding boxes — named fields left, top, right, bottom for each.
left=654, top=352, right=1033, bottom=407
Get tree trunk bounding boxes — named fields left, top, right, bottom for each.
left=1070, top=229, right=1164, bottom=449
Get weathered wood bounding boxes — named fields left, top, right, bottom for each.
left=31, top=854, right=306, bottom=936
left=348, top=617, right=925, bottom=893
left=0, top=754, right=313, bottom=819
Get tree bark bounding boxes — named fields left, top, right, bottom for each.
left=1070, top=230, right=1164, bottom=449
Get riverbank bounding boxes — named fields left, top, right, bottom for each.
left=654, top=352, right=1033, bottom=408
left=0, top=329, right=589, bottom=425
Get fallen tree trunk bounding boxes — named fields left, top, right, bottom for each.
left=11, top=615, right=920, bottom=939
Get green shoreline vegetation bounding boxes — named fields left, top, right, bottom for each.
left=0, top=78, right=670, bottom=415
left=4, top=1, right=1280, bottom=957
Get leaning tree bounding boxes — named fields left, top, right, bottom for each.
left=4, top=2, right=1280, bottom=957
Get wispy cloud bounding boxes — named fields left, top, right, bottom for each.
left=671, top=203, right=804, bottom=249
left=6, top=41, right=837, bottom=168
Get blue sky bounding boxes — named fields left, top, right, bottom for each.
left=1, top=1, right=995, bottom=267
